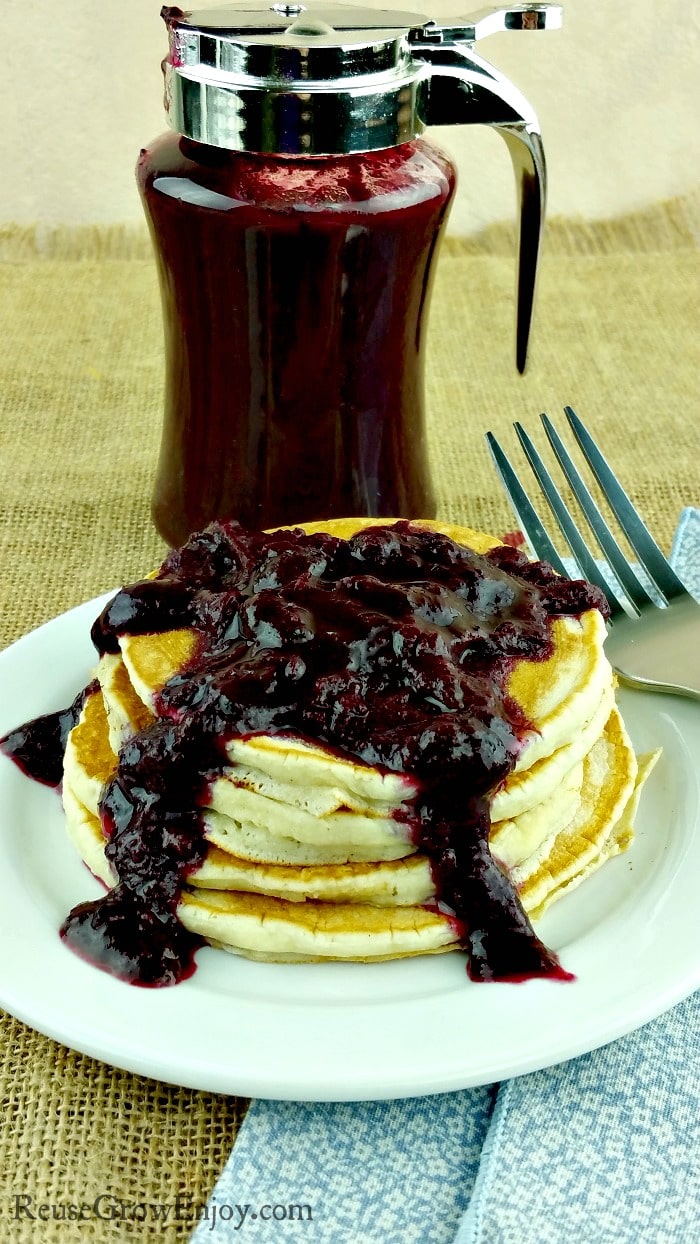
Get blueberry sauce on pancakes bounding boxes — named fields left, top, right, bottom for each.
left=2, top=521, right=608, bottom=986
left=1, top=683, right=97, bottom=788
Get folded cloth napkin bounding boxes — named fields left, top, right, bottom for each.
left=192, top=510, right=700, bottom=1244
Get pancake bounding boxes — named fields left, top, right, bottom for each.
left=90, top=650, right=615, bottom=842
left=117, top=607, right=610, bottom=798
left=519, top=735, right=660, bottom=917
left=62, top=702, right=653, bottom=958
left=63, top=678, right=653, bottom=955
left=100, top=614, right=615, bottom=834
left=66, top=679, right=622, bottom=881
left=117, top=519, right=610, bottom=785
left=61, top=780, right=459, bottom=959
left=59, top=517, right=657, bottom=977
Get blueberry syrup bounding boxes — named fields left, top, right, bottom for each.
left=137, top=135, right=456, bottom=545
left=1, top=522, right=608, bottom=986
left=0, top=682, right=97, bottom=788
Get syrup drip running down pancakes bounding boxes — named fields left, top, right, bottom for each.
left=1, top=519, right=658, bottom=985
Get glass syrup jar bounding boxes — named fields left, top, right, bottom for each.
left=138, top=2, right=561, bottom=545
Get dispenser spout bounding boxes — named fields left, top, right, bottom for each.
left=412, top=5, right=563, bottom=47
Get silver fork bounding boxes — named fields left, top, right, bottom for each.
left=486, top=407, right=700, bottom=700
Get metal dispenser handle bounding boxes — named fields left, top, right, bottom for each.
left=412, top=6, right=562, bottom=372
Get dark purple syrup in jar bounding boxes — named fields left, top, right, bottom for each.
left=1, top=521, right=609, bottom=986
left=137, top=137, right=456, bottom=545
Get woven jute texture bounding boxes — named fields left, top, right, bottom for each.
left=0, top=197, right=699, bottom=1241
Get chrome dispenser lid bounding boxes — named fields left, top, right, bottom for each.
left=160, top=3, right=563, bottom=372
left=161, top=3, right=561, bottom=155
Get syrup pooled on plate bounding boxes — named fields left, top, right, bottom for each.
left=1, top=683, right=97, bottom=788
left=1, top=521, right=608, bottom=986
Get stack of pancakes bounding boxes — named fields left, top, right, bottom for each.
left=61, top=519, right=656, bottom=965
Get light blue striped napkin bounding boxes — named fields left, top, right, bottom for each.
left=193, top=509, right=700, bottom=1244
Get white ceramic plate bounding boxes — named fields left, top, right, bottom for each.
left=0, top=595, right=698, bottom=1101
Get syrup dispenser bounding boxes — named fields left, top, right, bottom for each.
left=138, top=3, right=561, bottom=545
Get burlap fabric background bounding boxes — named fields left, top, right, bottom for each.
left=0, top=197, right=698, bottom=1240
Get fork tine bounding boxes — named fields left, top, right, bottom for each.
left=513, top=423, right=622, bottom=612
left=540, top=414, right=654, bottom=611
left=485, top=432, right=569, bottom=576
left=564, top=407, right=688, bottom=600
